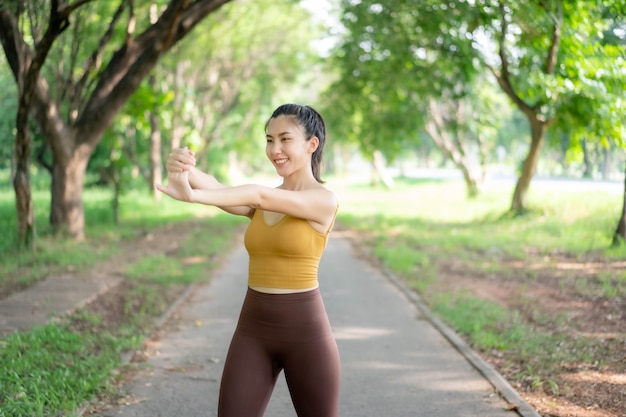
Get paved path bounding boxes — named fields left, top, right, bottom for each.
left=0, top=272, right=122, bottom=337
left=95, top=234, right=537, bottom=417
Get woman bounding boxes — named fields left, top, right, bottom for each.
left=156, top=104, right=341, bottom=417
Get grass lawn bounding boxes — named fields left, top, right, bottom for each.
left=329, top=175, right=626, bottom=416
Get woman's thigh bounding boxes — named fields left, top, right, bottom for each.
left=283, top=335, right=341, bottom=417
left=218, top=331, right=280, bottom=417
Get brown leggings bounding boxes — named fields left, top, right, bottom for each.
left=218, top=288, right=341, bottom=417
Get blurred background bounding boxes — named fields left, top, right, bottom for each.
left=0, top=2, right=625, bottom=416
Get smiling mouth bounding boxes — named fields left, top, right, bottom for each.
left=274, top=158, right=288, bottom=166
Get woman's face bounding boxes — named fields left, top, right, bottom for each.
left=265, top=115, right=317, bottom=178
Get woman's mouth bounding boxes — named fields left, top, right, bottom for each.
left=274, top=158, right=288, bottom=166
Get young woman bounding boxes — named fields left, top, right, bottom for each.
left=156, top=104, right=341, bottom=417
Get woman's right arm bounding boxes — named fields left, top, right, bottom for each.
left=166, top=148, right=254, bottom=218
left=188, top=167, right=254, bottom=217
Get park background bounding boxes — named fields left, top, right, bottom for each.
left=0, top=1, right=625, bottom=416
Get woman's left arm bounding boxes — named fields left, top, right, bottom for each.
left=198, top=185, right=337, bottom=231
left=157, top=175, right=336, bottom=230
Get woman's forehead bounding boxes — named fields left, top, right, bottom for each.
left=266, top=115, right=304, bottom=135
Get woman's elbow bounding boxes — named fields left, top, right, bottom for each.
left=251, top=187, right=267, bottom=209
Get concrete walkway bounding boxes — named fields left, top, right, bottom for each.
left=94, top=234, right=539, bottom=417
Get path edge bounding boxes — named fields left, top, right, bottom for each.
left=376, top=262, right=542, bottom=417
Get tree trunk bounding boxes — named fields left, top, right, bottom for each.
left=371, top=150, right=395, bottom=188
left=112, top=176, right=121, bottom=225
left=170, top=61, right=187, bottom=150
left=49, top=148, right=90, bottom=239
left=13, top=129, right=36, bottom=249
left=612, top=163, right=626, bottom=246
left=601, top=146, right=611, bottom=180
left=581, top=139, right=592, bottom=178
left=511, top=118, right=547, bottom=212
left=459, top=165, right=479, bottom=198
left=423, top=107, right=481, bottom=199
left=149, top=109, right=162, bottom=201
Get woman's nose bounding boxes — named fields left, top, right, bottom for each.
left=268, top=142, right=281, bottom=154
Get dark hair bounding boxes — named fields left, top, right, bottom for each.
left=265, top=103, right=326, bottom=183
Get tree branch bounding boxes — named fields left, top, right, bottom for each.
left=77, top=0, right=233, bottom=147
left=72, top=1, right=127, bottom=115
left=492, top=0, right=534, bottom=117
left=541, top=1, right=562, bottom=75
left=0, top=11, right=25, bottom=80
left=59, top=0, right=95, bottom=15
left=125, top=0, right=136, bottom=42
left=19, top=0, right=71, bottom=131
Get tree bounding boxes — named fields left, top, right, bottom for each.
left=329, top=0, right=625, bottom=211
left=0, top=0, right=86, bottom=247
left=0, top=0, right=233, bottom=242
left=324, top=1, right=510, bottom=195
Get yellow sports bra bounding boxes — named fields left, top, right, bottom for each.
left=244, top=209, right=334, bottom=289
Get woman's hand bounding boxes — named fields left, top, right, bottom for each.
left=155, top=171, right=195, bottom=202
left=166, top=147, right=196, bottom=172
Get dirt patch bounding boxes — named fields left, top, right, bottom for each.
left=59, top=220, right=211, bottom=341
left=64, top=218, right=215, bottom=329
left=392, top=250, right=625, bottom=416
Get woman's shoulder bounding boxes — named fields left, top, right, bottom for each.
left=309, top=185, right=338, bottom=208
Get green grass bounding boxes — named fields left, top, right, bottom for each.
left=0, top=174, right=224, bottom=295
left=0, top=323, right=129, bottom=417
left=125, top=215, right=243, bottom=286
left=334, top=176, right=625, bottom=262
left=331, top=175, right=626, bottom=391
left=0, top=173, right=243, bottom=416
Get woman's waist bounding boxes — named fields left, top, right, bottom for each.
left=237, top=287, right=330, bottom=340
left=239, top=287, right=325, bottom=322
left=249, top=285, right=319, bottom=294
left=248, top=255, right=320, bottom=275
left=247, top=262, right=319, bottom=290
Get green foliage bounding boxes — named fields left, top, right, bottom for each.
left=326, top=0, right=626, bottom=170
left=554, top=4, right=626, bottom=147
left=93, top=77, right=175, bottom=207
left=161, top=0, right=323, bottom=177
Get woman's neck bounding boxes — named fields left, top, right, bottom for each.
left=280, top=171, right=318, bottom=191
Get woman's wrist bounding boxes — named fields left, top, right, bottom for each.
left=187, top=166, right=204, bottom=189
left=188, top=166, right=221, bottom=190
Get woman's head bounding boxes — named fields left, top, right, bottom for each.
left=265, top=104, right=326, bottom=183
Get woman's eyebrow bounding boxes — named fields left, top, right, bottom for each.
left=266, top=131, right=293, bottom=137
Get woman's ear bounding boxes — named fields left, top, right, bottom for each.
left=308, top=136, right=320, bottom=154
